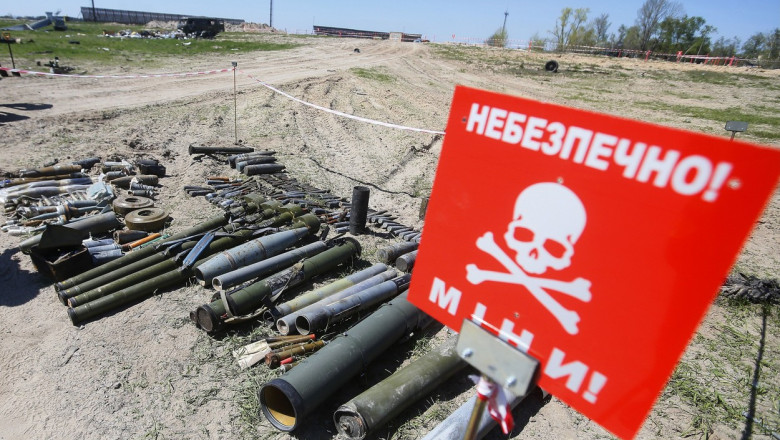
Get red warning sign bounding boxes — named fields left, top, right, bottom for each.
left=407, top=85, right=780, bottom=438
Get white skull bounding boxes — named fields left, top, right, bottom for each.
left=503, top=182, right=586, bottom=275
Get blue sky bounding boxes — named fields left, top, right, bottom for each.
left=6, top=1, right=779, bottom=44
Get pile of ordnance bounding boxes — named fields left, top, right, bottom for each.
left=1, top=156, right=171, bottom=278
left=3, top=144, right=521, bottom=439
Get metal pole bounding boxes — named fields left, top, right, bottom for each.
left=7, top=43, right=15, bottom=69
left=91, top=0, right=97, bottom=22
left=270, top=0, right=273, bottom=28
left=463, top=380, right=489, bottom=440
left=232, top=61, right=238, bottom=144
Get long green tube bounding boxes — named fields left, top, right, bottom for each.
left=55, top=213, right=229, bottom=291
left=67, top=228, right=255, bottom=325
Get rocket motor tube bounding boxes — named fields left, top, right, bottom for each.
left=264, top=263, right=388, bottom=324
left=196, top=238, right=361, bottom=332
left=259, top=293, right=426, bottom=432
left=211, top=241, right=328, bottom=291
left=67, top=229, right=256, bottom=325
left=55, top=213, right=229, bottom=293
left=333, top=337, right=465, bottom=440
left=194, top=226, right=315, bottom=286
left=275, top=268, right=397, bottom=335
left=295, top=274, right=411, bottom=335
left=58, top=241, right=194, bottom=304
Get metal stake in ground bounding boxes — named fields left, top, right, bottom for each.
left=232, top=61, right=238, bottom=144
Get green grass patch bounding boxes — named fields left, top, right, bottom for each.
left=350, top=67, right=394, bottom=82
left=0, top=20, right=298, bottom=71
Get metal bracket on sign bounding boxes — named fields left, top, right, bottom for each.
left=456, top=319, right=539, bottom=398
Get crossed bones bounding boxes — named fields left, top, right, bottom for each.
left=465, top=232, right=591, bottom=335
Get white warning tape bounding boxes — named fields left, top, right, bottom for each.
left=239, top=69, right=446, bottom=136
left=0, top=66, right=232, bottom=79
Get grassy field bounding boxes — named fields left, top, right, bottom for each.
left=0, top=19, right=297, bottom=70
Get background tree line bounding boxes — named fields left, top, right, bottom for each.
left=490, top=0, right=778, bottom=63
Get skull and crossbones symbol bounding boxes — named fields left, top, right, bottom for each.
left=466, top=182, right=591, bottom=335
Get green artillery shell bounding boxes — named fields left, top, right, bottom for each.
left=334, top=337, right=465, bottom=440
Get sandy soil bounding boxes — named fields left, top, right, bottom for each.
left=0, top=36, right=778, bottom=440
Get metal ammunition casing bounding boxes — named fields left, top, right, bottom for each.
left=228, top=151, right=276, bottom=168
left=295, top=274, right=411, bottom=335
left=194, top=226, right=315, bottom=286
left=376, top=242, right=418, bottom=263
left=395, top=250, right=418, bottom=272
left=189, top=144, right=255, bottom=155
left=109, top=175, right=159, bottom=189
left=265, top=341, right=326, bottom=369
left=54, top=213, right=229, bottom=292
left=236, top=156, right=277, bottom=173
left=258, top=293, right=427, bottom=432
left=212, top=241, right=328, bottom=291
left=19, top=211, right=122, bottom=253
left=196, top=238, right=361, bottom=332
left=243, top=164, right=286, bottom=176
left=334, top=337, right=465, bottom=440
left=67, top=229, right=257, bottom=324
left=265, top=263, right=388, bottom=324
left=19, top=164, right=83, bottom=178
left=275, top=268, right=397, bottom=335
left=113, top=229, right=149, bottom=245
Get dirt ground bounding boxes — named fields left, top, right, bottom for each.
left=0, top=35, right=778, bottom=440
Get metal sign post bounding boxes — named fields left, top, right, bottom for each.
left=232, top=61, right=238, bottom=144
left=456, top=319, right=539, bottom=440
left=2, top=32, right=15, bottom=69
left=725, top=120, right=748, bottom=141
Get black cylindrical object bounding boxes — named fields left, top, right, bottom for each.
left=349, top=186, right=370, bottom=235
left=236, top=156, right=277, bottom=173
left=110, top=175, right=159, bottom=189
left=376, top=242, right=418, bottom=263
left=113, top=229, right=149, bottom=245
left=244, top=164, right=286, bottom=176
left=258, top=293, right=427, bottom=432
left=189, top=144, right=255, bottom=155
left=396, top=250, right=418, bottom=272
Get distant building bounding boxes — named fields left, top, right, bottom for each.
left=313, top=25, right=421, bottom=42
left=80, top=7, right=244, bottom=25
